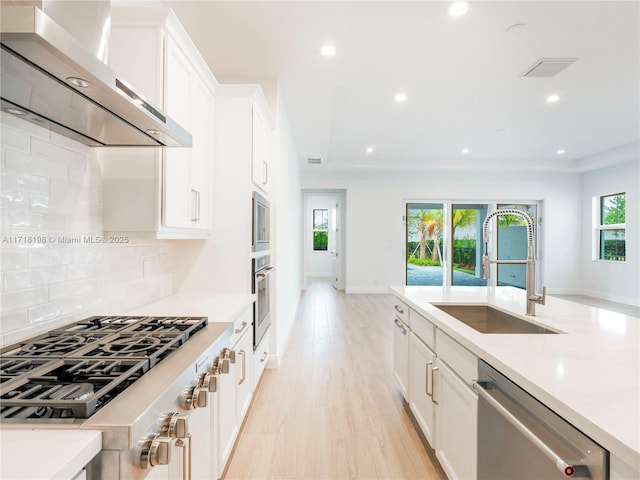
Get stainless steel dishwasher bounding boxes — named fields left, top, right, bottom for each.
left=474, top=360, right=608, bottom=480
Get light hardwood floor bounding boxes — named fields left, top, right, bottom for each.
left=223, top=279, right=447, bottom=480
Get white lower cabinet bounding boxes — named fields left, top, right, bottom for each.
left=188, top=406, right=212, bottom=480
left=409, top=332, right=436, bottom=446
left=214, top=352, right=238, bottom=479
left=403, top=303, right=478, bottom=480
left=252, top=329, right=270, bottom=391
left=435, top=359, right=478, bottom=480
left=393, top=315, right=411, bottom=400
left=235, top=325, right=254, bottom=424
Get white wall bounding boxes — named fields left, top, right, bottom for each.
left=271, top=86, right=303, bottom=365
left=301, top=168, right=582, bottom=294
left=0, top=113, right=173, bottom=346
left=581, top=159, right=639, bottom=305
left=304, top=195, right=337, bottom=277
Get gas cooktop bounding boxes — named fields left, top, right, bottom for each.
left=0, top=316, right=208, bottom=420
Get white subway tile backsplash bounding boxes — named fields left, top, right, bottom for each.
left=0, top=287, right=48, bottom=311
left=1, top=116, right=173, bottom=344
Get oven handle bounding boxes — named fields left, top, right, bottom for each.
left=255, top=266, right=275, bottom=279
left=472, top=381, right=589, bottom=478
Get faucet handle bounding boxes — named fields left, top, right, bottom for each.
left=540, top=286, right=546, bottom=305
left=482, top=255, right=490, bottom=280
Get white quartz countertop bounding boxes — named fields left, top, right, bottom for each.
left=123, top=292, right=255, bottom=321
left=390, top=285, right=640, bottom=468
left=0, top=429, right=101, bottom=479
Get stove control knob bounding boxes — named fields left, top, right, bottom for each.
left=162, top=412, right=189, bottom=439
left=210, top=357, right=223, bottom=375
left=186, top=385, right=208, bottom=409
left=140, top=434, right=171, bottom=468
left=202, top=372, right=217, bottom=393
left=223, top=348, right=236, bottom=364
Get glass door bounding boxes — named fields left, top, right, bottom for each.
left=496, top=203, right=538, bottom=289
left=451, top=204, right=488, bottom=286
left=406, top=203, right=444, bottom=286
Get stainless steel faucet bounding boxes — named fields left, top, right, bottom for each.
left=482, top=209, right=546, bottom=316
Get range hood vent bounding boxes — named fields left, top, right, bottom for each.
left=0, top=5, right=192, bottom=147
left=307, top=157, right=323, bottom=165
left=521, top=57, right=579, bottom=78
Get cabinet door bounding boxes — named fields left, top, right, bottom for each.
left=188, top=75, right=214, bottom=231
left=235, top=328, right=254, bottom=422
left=217, top=358, right=238, bottom=478
left=163, top=37, right=193, bottom=229
left=252, top=329, right=270, bottom=391
left=392, top=317, right=410, bottom=399
left=435, top=360, right=478, bottom=480
left=251, top=105, right=270, bottom=191
left=409, top=332, right=436, bottom=447
left=188, top=406, right=212, bottom=480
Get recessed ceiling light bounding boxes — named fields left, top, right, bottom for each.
left=66, top=77, right=91, bottom=88
left=449, top=2, right=469, bottom=16
left=546, top=94, right=560, bottom=103
left=495, top=128, right=506, bottom=133
left=557, top=149, right=566, bottom=155
left=395, top=92, right=407, bottom=102
left=366, top=147, right=374, bottom=154
left=320, top=45, right=336, bottom=56
left=3, top=107, right=27, bottom=116
left=461, top=148, right=470, bottom=154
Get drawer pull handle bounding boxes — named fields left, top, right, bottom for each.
left=394, top=304, right=405, bottom=314
left=235, top=321, right=248, bottom=334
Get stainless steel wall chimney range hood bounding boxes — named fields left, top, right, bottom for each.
left=0, top=2, right=192, bottom=147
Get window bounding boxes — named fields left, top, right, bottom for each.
left=313, top=209, right=329, bottom=251
left=597, top=193, right=626, bottom=261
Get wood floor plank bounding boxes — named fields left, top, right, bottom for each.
left=224, top=279, right=447, bottom=480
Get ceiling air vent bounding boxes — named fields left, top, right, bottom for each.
left=307, top=158, right=323, bottom=165
left=521, top=58, right=579, bottom=78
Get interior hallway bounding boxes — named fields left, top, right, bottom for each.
left=224, top=278, right=446, bottom=479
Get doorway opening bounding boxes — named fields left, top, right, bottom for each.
left=303, top=190, right=346, bottom=290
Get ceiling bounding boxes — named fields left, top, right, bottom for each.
left=159, top=1, right=639, bottom=173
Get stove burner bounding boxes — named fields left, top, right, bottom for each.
left=1, top=333, right=104, bottom=357
left=100, top=335, right=161, bottom=355
left=0, top=315, right=209, bottom=420
left=0, top=358, right=148, bottom=419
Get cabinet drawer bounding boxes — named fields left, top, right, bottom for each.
left=436, top=329, right=477, bottom=385
left=392, top=298, right=409, bottom=325
left=410, top=309, right=435, bottom=349
left=229, top=305, right=253, bottom=348
left=252, top=329, right=270, bottom=391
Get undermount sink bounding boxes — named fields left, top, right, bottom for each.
left=432, top=304, right=560, bottom=334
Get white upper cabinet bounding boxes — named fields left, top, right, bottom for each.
left=251, top=103, right=272, bottom=193
left=102, top=7, right=216, bottom=238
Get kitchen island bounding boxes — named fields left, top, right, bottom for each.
left=391, top=285, right=640, bottom=478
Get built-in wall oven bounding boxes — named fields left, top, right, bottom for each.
left=252, top=192, right=270, bottom=252
left=252, top=255, right=274, bottom=349
left=474, top=360, right=608, bottom=480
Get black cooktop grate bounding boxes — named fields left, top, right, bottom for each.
left=0, top=315, right=208, bottom=420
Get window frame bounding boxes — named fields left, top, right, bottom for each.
left=312, top=208, right=329, bottom=251
left=594, top=192, right=626, bottom=262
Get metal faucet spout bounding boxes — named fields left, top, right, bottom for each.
left=482, top=209, right=546, bottom=316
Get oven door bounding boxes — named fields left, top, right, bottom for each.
left=253, top=265, right=274, bottom=349
left=252, top=192, right=269, bottom=252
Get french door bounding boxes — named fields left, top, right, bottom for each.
left=405, top=202, right=540, bottom=288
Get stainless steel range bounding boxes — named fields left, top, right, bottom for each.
left=0, top=315, right=234, bottom=479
